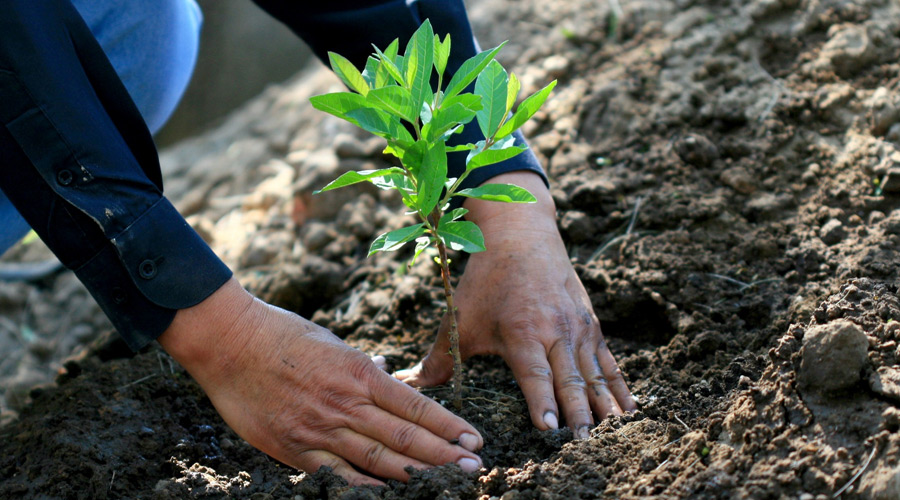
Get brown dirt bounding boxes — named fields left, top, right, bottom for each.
left=3, top=0, right=900, bottom=498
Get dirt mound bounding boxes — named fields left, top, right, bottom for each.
left=3, top=0, right=900, bottom=498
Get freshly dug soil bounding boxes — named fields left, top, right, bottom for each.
left=3, top=0, right=900, bottom=498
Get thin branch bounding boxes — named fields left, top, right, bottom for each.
left=674, top=413, right=691, bottom=432
left=833, top=444, right=878, bottom=498
left=626, top=196, right=643, bottom=235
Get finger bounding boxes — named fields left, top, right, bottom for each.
left=371, top=355, right=387, bottom=372
left=597, top=336, right=638, bottom=412
left=547, top=334, right=594, bottom=439
left=294, top=449, right=385, bottom=486
left=578, top=345, right=622, bottom=420
left=394, top=322, right=453, bottom=387
left=333, top=428, right=480, bottom=482
left=349, top=404, right=482, bottom=471
left=504, top=339, right=560, bottom=431
left=372, top=370, right=484, bottom=451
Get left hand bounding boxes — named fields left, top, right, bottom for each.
left=395, top=172, right=636, bottom=438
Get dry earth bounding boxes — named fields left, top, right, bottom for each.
left=3, top=0, right=900, bottom=498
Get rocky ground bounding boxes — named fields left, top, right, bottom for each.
left=3, top=0, right=900, bottom=498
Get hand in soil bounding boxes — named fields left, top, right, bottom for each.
left=158, top=278, right=484, bottom=485
left=396, top=172, right=636, bottom=438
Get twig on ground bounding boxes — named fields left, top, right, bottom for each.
left=626, top=196, right=643, bottom=236
left=109, top=471, right=116, bottom=492
left=674, top=413, right=691, bottom=432
left=833, top=444, right=878, bottom=498
left=590, top=196, right=644, bottom=262
left=706, top=273, right=783, bottom=292
left=654, top=458, right=670, bottom=471
left=117, top=374, right=157, bottom=391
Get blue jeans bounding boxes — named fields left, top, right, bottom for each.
left=0, top=0, right=202, bottom=255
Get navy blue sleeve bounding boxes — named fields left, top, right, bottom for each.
left=251, top=0, right=548, bottom=199
left=0, top=0, right=231, bottom=351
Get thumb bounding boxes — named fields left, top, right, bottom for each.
left=394, top=326, right=454, bottom=387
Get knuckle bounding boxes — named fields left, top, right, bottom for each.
left=402, top=394, right=430, bottom=423
left=389, top=423, right=418, bottom=455
left=606, top=366, right=625, bottom=383
left=521, top=363, right=553, bottom=383
left=558, top=374, right=587, bottom=391
left=362, top=441, right=388, bottom=471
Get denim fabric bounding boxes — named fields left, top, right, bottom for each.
left=0, top=0, right=202, bottom=256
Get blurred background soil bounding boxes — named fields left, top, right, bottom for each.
left=3, top=0, right=900, bottom=498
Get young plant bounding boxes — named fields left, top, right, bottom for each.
left=310, top=20, right=556, bottom=408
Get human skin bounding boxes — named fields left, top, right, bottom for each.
left=158, top=171, right=635, bottom=484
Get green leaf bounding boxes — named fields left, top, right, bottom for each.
left=465, top=145, right=526, bottom=170
left=408, top=236, right=434, bottom=267
left=371, top=172, right=414, bottom=192
left=444, top=42, right=507, bottom=99
left=369, top=224, right=426, bottom=256
left=442, top=94, right=483, bottom=112
left=475, top=60, right=509, bottom=138
left=400, top=140, right=428, bottom=176
left=420, top=102, right=433, bottom=124
left=403, top=20, right=434, bottom=114
left=495, top=79, right=557, bottom=140
left=363, top=56, right=392, bottom=89
left=367, top=86, right=418, bottom=123
left=372, top=44, right=405, bottom=86
left=309, top=92, right=369, bottom=125
left=434, top=33, right=451, bottom=78
left=346, top=108, right=414, bottom=142
left=506, top=72, right=521, bottom=114
left=446, top=143, right=478, bottom=152
left=315, top=168, right=406, bottom=193
left=417, top=142, right=448, bottom=216
left=422, top=102, right=479, bottom=142
left=454, top=184, right=536, bottom=203
left=437, top=221, right=486, bottom=253
left=439, top=207, right=469, bottom=226
left=328, top=52, right=370, bottom=96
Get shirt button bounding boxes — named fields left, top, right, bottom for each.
left=56, top=169, right=73, bottom=186
left=112, top=287, right=127, bottom=304
left=138, top=260, right=157, bottom=279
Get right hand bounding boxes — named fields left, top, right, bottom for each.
left=158, top=278, right=483, bottom=485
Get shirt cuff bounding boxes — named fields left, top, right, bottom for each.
left=76, top=197, right=232, bottom=351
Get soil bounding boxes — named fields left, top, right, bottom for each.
left=3, top=0, right=900, bottom=498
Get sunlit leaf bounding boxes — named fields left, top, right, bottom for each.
left=315, top=168, right=406, bottom=193
left=408, top=236, right=434, bottom=267
left=475, top=60, right=509, bottom=138
left=465, top=145, right=526, bottom=170
left=367, top=86, right=418, bottom=123
left=444, top=42, right=507, bottom=99
left=369, top=224, right=426, bottom=256
left=495, top=79, right=557, bottom=140
left=404, top=20, right=434, bottom=115
left=372, top=44, right=405, bottom=86
left=309, top=92, right=368, bottom=126
left=454, top=184, right=536, bottom=203
left=328, top=52, right=369, bottom=96
left=423, top=102, right=479, bottom=142
left=437, top=221, right=486, bottom=253
left=506, top=73, right=521, bottom=114
left=439, top=207, right=469, bottom=226
left=434, top=33, right=451, bottom=78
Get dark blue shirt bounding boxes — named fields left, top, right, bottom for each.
left=0, top=0, right=545, bottom=351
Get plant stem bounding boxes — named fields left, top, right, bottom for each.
left=436, top=238, right=463, bottom=409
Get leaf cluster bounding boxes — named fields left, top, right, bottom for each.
left=310, top=20, right=556, bottom=261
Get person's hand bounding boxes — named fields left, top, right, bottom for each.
left=395, top=172, right=636, bottom=438
left=158, top=278, right=484, bottom=485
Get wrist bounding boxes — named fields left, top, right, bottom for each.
left=157, top=278, right=258, bottom=377
left=462, top=171, right=557, bottom=236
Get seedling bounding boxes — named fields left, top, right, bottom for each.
left=310, top=20, right=556, bottom=408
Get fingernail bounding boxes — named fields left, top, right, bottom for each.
left=543, top=411, right=558, bottom=430
left=458, top=433, right=480, bottom=452
left=457, top=457, right=481, bottom=473
left=575, top=425, right=591, bottom=440
left=372, top=355, right=386, bottom=368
